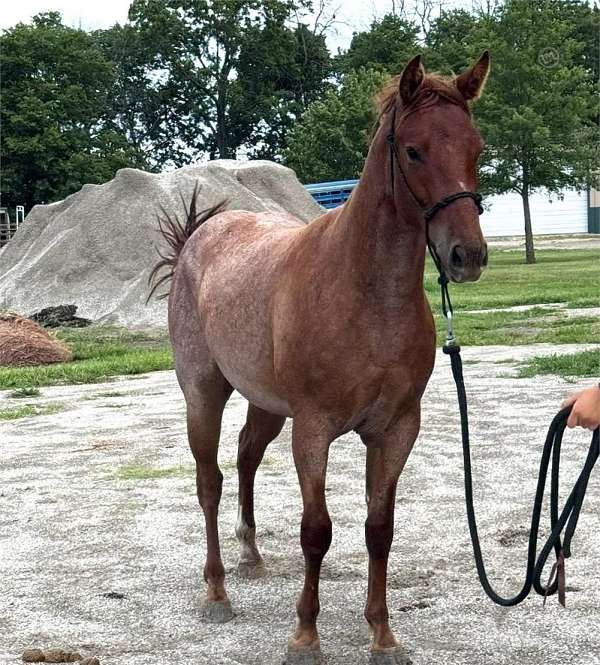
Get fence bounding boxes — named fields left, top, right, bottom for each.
left=0, top=206, right=25, bottom=248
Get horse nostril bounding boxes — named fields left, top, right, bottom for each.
left=482, top=247, right=489, bottom=267
left=451, top=245, right=465, bottom=268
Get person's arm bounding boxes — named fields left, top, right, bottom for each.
left=561, top=384, right=600, bottom=430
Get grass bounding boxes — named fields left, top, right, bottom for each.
left=434, top=307, right=600, bottom=347
left=519, top=349, right=599, bottom=379
left=0, top=403, right=63, bottom=421
left=117, top=464, right=193, bottom=480
left=8, top=387, right=41, bottom=398
left=0, top=326, right=173, bottom=390
left=425, top=248, right=599, bottom=310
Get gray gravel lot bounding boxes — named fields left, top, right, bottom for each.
left=1, top=344, right=599, bottom=665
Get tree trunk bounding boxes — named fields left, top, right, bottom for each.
left=521, top=182, right=536, bottom=264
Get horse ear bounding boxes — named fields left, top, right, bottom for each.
left=455, top=50, right=490, bottom=101
left=399, top=55, right=425, bottom=104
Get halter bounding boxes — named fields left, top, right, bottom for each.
left=385, top=103, right=484, bottom=344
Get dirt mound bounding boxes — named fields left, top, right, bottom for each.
left=0, top=160, right=322, bottom=327
left=0, top=312, right=72, bottom=367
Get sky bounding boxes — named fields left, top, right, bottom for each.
left=0, top=0, right=469, bottom=52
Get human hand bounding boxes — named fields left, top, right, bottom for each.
left=561, top=385, right=600, bottom=430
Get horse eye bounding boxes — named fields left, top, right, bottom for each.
left=406, top=146, right=420, bottom=161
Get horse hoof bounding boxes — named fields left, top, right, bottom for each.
left=284, top=646, right=322, bottom=665
left=237, top=559, right=267, bottom=579
left=370, top=646, right=412, bottom=665
left=200, top=598, right=235, bottom=623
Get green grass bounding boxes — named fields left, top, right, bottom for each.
left=8, top=387, right=41, bottom=398
left=0, top=326, right=173, bottom=390
left=435, top=307, right=600, bottom=347
left=117, top=464, right=193, bottom=480
left=0, top=403, right=63, bottom=421
left=425, top=249, right=599, bottom=310
left=519, top=349, right=599, bottom=379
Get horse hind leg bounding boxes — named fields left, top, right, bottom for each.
left=184, top=369, right=234, bottom=623
left=236, top=403, right=285, bottom=578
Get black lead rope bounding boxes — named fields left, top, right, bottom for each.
left=431, top=211, right=599, bottom=608
left=443, top=336, right=599, bottom=606
left=385, top=104, right=599, bottom=606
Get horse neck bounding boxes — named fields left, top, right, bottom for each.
left=327, top=123, right=427, bottom=301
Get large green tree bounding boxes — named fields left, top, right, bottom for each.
left=472, top=0, right=598, bottom=263
left=333, top=14, right=420, bottom=77
left=284, top=68, right=388, bottom=182
left=125, top=0, right=331, bottom=164
left=0, top=12, right=143, bottom=212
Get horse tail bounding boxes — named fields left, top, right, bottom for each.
left=147, top=183, right=227, bottom=301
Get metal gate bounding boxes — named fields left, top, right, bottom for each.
left=0, top=206, right=25, bottom=248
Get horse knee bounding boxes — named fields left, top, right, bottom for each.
left=300, top=510, right=332, bottom=561
left=365, top=513, right=394, bottom=560
left=196, top=466, right=223, bottom=508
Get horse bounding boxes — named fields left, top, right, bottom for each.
left=150, top=52, right=490, bottom=665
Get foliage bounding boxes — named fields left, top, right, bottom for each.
left=469, top=0, right=598, bottom=263
left=519, top=349, right=600, bottom=379
left=284, top=68, right=388, bottom=182
left=0, top=13, right=144, bottom=211
left=333, top=14, right=420, bottom=77
left=124, top=0, right=331, bottom=164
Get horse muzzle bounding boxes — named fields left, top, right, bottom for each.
left=445, top=241, right=488, bottom=283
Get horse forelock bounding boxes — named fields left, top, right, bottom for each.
left=376, top=72, right=470, bottom=123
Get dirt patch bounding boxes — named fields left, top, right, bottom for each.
left=1, top=344, right=599, bottom=665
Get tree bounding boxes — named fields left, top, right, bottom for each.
left=92, top=23, right=172, bottom=170
left=284, top=68, right=388, bottom=182
left=423, top=9, right=479, bottom=74
left=333, top=14, right=420, bottom=77
left=0, top=12, right=143, bottom=212
left=231, top=20, right=331, bottom=159
left=472, top=0, right=598, bottom=263
left=125, top=0, right=331, bottom=165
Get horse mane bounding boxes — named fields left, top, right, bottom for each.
left=147, top=183, right=228, bottom=301
left=376, top=72, right=470, bottom=118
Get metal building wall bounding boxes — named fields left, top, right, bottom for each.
left=480, top=189, right=588, bottom=237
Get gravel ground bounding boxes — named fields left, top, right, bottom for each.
left=487, top=234, right=600, bottom=251
left=1, top=344, right=599, bottom=665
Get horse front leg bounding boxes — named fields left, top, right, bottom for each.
left=362, top=405, right=421, bottom=665
left=286, top=415, right=335, bottom=665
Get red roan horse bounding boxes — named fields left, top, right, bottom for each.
left=151, top=53, right=490, bottom=664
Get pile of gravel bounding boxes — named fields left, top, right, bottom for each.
left=0, top=160, right=322, bottom=327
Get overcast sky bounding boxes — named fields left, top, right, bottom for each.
left=0, top=0, right=469, bottom=52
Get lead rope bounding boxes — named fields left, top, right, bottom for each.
left=443, top=331, right=599, bottom=605
left=433, top=243, right=599, bottom=607
left=386, top=106, right=599, bottom=605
